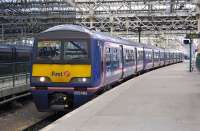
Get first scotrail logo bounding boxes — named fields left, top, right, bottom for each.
left=51, top=71, right=70, bottom=77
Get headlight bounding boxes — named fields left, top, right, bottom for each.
left=31, top=76, right=51, bottom=83
left=71, top=77, right=90, bottom=83
left=40, top=77, right=46, bottom=82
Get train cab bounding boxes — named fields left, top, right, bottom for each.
left=31, top=25, right=102, bottom=111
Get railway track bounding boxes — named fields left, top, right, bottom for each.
left=22, top=112, right=67, bottom=131
left=0, top=96, right=52, bottom=131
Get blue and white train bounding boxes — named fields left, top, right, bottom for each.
left=30, top=24, right=183, bottom=111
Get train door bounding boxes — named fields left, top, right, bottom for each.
left=98, top=41, right=105, bottom=84
left=133, top=47, right=137, bottom=73
left=164, top=49, right=166, bottom=65
left=104, top=44, right=115, bottom=85
left=143, top=48, right=147, bottom=70
left=120, top=45, right=124, bottom=79
left=103, top=43, right=123, bottom=84
left=102, top=44, right=110, bottom=85
left=152, top=49, right=155, bottom=67
left=136, top=47, right=144, bottom=72
left=158, top=50, right=161, bottom=66
left=142, top=47, right=145, bottom=70
left=135, top=47, right=138, bottom=72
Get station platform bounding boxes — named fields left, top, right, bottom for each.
left=43, top=63, right=200, bottom=131
left=0, top=74, right=30, bottom=104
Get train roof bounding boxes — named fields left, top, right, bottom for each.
left=139, top=43, right=158, bottom=49
left=40, top=24, right=141, bottom=47
left=43, top=24, right=92, bottom=36
left=38, top=24, right=180, bottom=52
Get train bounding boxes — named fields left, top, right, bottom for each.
left=0, top=44, right=32, bottom=76
left=0, top=43, right=32, bottom=104
left=30, top=24, right=183, bottom=111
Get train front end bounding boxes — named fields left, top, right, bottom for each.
left=30, top=26, right=101, bottom=111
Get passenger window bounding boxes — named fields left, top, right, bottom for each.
left=140, top=51, right=143, bottom=61
left=124, top=49, right=135, bottom=65
left=106, top=47, right=111, bottom=66
left=146, top=52, right=149, bottom=58
left=16, top=49, right=30, bottom=62
left=138, top=51, right=143, bottom=61
left=0, top=48, right=12, bottom=63
left=112, top=48, right=120, bottom=69
left=131, top=50, right=135, bottom=62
